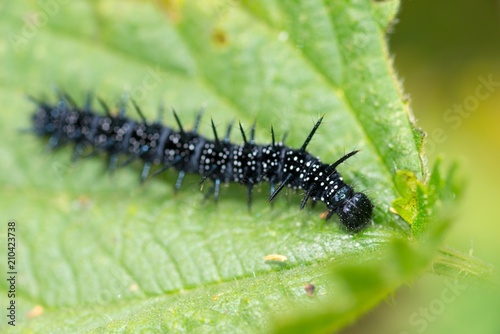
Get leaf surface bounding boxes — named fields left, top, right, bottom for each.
left=0, top=1, right=448, bottom=332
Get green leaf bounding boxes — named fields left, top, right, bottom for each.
left=391, top=170, right=420, bottom=225
left=391, top=158, right=464, bottom=237
left=0, top=0, right=467, bottom=332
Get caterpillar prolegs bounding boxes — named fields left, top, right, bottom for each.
left=30, top=93, right=374, bottom=231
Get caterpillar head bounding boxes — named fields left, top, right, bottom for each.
left=323, top=186, right=373, bottom=231
left=335, top=192, right=373, bottom=231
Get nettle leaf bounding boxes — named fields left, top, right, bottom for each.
left=391, top=158, right=464, bottom=238
left=0, top=0, right=468, bottom=333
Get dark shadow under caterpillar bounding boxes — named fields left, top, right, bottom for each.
left=29, top=92, right=374, bottom=231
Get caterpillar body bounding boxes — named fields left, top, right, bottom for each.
left=30, top=93, right=373, bottom=231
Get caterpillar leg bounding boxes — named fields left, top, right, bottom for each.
left=175, top=170, right=185, bottom=191
left=71, top=142, right=89, bottom=163
left=108, top=153, right=119, bottom=174
left=214, top=178, right=221, bottom=202
left=140, top=162, right=152, bottom=183
left=247, top=184, right=253, bottom=210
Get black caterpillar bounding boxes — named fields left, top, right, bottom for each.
left=29, top=92, right=373, bottom=231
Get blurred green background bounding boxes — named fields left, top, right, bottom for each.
left=346, top=0, right=500, bottom=333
